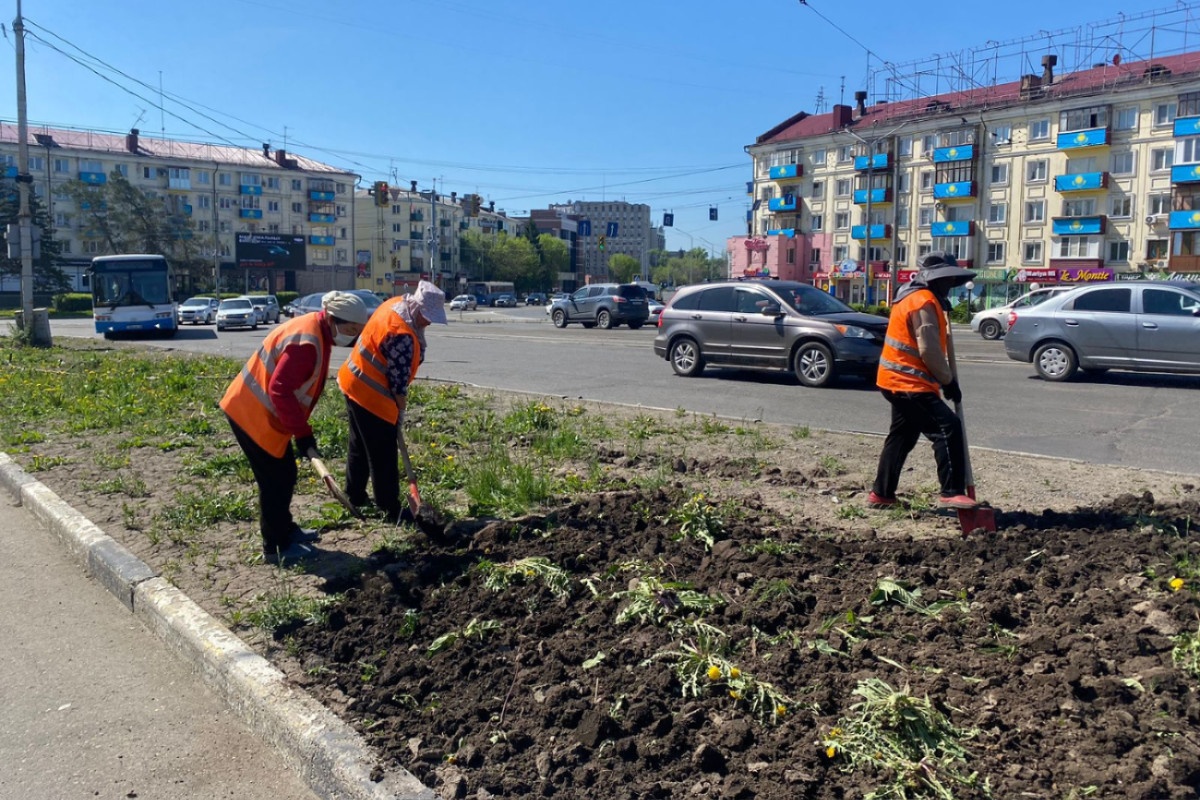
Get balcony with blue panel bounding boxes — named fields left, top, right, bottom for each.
left=933, top=181, right=975, bottom=200
left=1171, top=163, right=1200, bottom=184
left=182, top=204, right=192, bottom=216
left=4, top=165, right=17, bottom=178
left=768, top=195, right=798, bottom=212
left=309, top=213, right=336, bottom=224
left=768, top=164, right=801, bottom=180
left=932, top=145, right=973, bottom=163
left=1054, top=172, right=1109, bottom=192
left=853, top=153, right=890, bottom=171
left=1056, top=127, right=1109, bottom=150
left=309, top=235, right=335, bottom=246
left=78, top=171, right=107, bottom=185
left=240, top=184, right=263, bottom=195
left=851, top=224, right=892, bottom=240
left=1051, top=216, right=1106, bottom=236
left=1169, top=210, right=1200, bottom=229
left=309, top=190, right=335, bottom=201
left=1174, top=116, right=1200, bottom=137
left=239, top=209, right=263, bottom=219
left=765, top=228, right=796, bottom=237
left=853, top=188, right=892, bottom=204
left=930, top=221, right=975, bottom=237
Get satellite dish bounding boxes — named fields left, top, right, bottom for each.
left=1113, top=54, right=1122, bottom=66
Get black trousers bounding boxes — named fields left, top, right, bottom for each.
left=226, top=415, right=298, bottom=553
left=344, top=397, right=402, bottom=518
left=872, top=389, right=968, bottom=499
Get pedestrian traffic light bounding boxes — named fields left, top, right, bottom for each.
left=470, top=194, right=481, bottom=216
left=598, top=234, right=606, bottom=250
left=375, top=181, right=389, bottom=207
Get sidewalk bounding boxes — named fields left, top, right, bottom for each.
left=0, top=496, right=317, bottom=800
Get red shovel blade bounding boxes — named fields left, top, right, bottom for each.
left=956, top=486, right=996, bottom=534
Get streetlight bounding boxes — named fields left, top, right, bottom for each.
left=838, top=119, right=909, bottom=305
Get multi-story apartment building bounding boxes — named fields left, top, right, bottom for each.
left=737, top=51, right=1200, bottom=306
left=549, top=200, right=652, bottom=281
left=0, top=123, right=358, bottom=293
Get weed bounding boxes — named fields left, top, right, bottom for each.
left=791, top=425, right=811, bottom=439
left=613, top=571, right=725, bottom=626
left=818, top=455, right=845, bottom=475
left=869, top=578, right=970, bottom=618
left=751, top=579, right=796, bottom=607
left=477, top=556, right=572, bottom=599
left=427, top=618, right=501, bottom=656
left=27, top=454, right=72, bottom=472
left=979, top=623, right=1020, bottom=660
left=667, top=492, right=724, bottom=550
left=158, top=488, right=255, bottom=533
left=837, top=503, right=866, bottom=520
left=92, top=473, right=150, bottom=498
left=397, top=609, right=420, bottom=639
left=247, top=580, right=341, bottom=634
left=1171, top=617, right=1200, bottom=682
left=698, top=416, right=730, bottom=435
left=373, top=526, right=421, bottom=558
left=743, top=538, right=805, bottom=556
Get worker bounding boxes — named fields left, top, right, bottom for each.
left=220, top=291, right=371, bottom=562
left=338, top=280, right=447, bottom=521
left=869, top=252, right=979, bottom=510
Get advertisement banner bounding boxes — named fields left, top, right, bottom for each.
left=356, top=249, right=372, bottom=279
left=1015, top=267, right=1114, bottom=283
left=235, top=233, right=307, bottom=271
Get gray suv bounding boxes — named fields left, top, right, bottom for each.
left=653, top=281, right=887, bottom=387
left=550, top=283, right=650, bottom=329
left=246, top=294, right=281, bottom=324
left=1004, top=281, right=1200, bottom=381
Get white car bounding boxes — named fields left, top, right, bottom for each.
left=449, top=294, right=477, bottom=311
left=216, top=298, right=258, bottom=331
left=971, top=287, right=1073, bottom=340
left=177, top=296, right=219, bottom=325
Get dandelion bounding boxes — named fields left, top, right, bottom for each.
left=826, top=746, right=836, bottom=758
left=707, top=665, right=722, bottom=681
left=1171, top=577, right=1186, bottom=591
left=775, top=704, right=787, bottom=717
left=729, top=690, right=742, bottom=700
left=445, top=455, right=454, bottom=461
left=729, top=667, right=740, bottom=679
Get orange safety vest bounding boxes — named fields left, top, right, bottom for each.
left=220, top=313, right=330, bottom=457
left=337, top=297, right=422, bottom=424
left=876, top=288, right=947, bottom=393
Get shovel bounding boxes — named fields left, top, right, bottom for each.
left=396, top=414, right=447, bottom=539
left=310, top=455, right=363, bottom=519
left=952, top=400, right=997, bottom=535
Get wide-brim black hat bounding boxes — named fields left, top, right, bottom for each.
left=916, top=251, right=976, bottom=287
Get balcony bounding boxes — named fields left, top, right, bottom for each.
left=930, top=221, right=975, bottom=237
left=932, top=145, right=973, bottom=163
left=1170, top=163, right=1200, bottom=184
left=768, top=164, right=801, bottom=180
left=768, top=195, right=798, bottom=212
left=309, top=190, right=335, bottom=201
left=309, top=235, right=335, bottom=246
left=853, top=153, right=890, bottom=171
left=1054, top=171, right=1109, bottom=192
left=309, top=213, right=336, bottom=224
left=764, top=228, right=796, bottom=237
left=410, top=212, right=424, bottom=221
left=78, top=171, right=107, bottom=185
left=850, top=224, right=892, bottom=240
left=933, top=181, right=976, bottom=200
left=181, top=204, right=193, bottom=216
left=1051, top=215, right=1107, bottom=235
left=1056, top=127, right=1109, bottom=149
left=3, top=165, right=17, bottom=178
left=240, top=184, right=262, bottom=195
left=853, top=188, right=892, bottom=204
left=1174, top=116, right=1200, bottom=137
left=239, top=209, right=263, bottom=219
left=1169, top=210, right=1200, bottom=229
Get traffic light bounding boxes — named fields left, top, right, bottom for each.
left=374, top=181, right=389, bottom=207
left=469, top=194, right=481, bottom=216
left=709, top=206, right=718, bottom=221
left=598, top=234, right=606, bottom=250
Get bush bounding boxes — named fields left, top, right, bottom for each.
left=52, top=292, right=93, bottom=312
left=948, top=303, right=972, bottom=324
left=849, top=303, right=891, bottom=318
left=276, top=291, right=299, bottom=306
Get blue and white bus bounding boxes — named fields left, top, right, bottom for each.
left=465, top=280, right=516, bottom=307
left=90, top=254, right=178, bottom=338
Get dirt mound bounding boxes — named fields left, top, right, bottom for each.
left=288, top=489, right=1200, bottom=799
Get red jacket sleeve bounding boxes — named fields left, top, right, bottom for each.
left=269, top=344, right=318, bottom=438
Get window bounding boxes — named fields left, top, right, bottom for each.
left=987, top=202, right=1007, bottom=224
left=834, top=212, right=849, bottom=229
left=1022, top=241, right=1043, bottom=264
left=935, top=162, right=974, bottom=185
left=919, top=206, right=934, bottom=227
left=1144, top=288, right=1200, bottom=315
left=196, top=220, right=210, bottom=232
left=986, top=242, right=1005, bottom=263
left=1053, top=235, right=1100, bottom=258
left=312, top=249, right=330, bottom=262
left=267, top=200, right=280, bottom=212
left=336, top=183, right=347, bottom=194
left=897, top=136, right=913, bottom=157
left=336, top=204, right=346, bottom=216
left=218, top=173, right=231, bottom=186
left=60, top=241, right=71, bottom=254
left=1060, top=105, right=1110, bottom=132
left=1028, top=119, right=1050, bottom=140
left=1110, top=195, right=1133, bottom=218
left=837, top=145, right=852, bottom=163
left=811, top=149, right=826, bottom=167
left=194, top=171, right=209, bottom=185
left=240, top=173, right=261, bottom=186
left=1065, top=156, right=1098, bottom=175
left=1110, top=151, right=1135, bottom=175
left=218, top=220, right=232, bottom=233
left=922, top=134, right=936, bottom=154
left=835, top=179, right=851, bottom=197
left=809, top=180, right=823, bottom=199
left=291, top=202, right=303, bottom=213
left=896, top=172, right=911, bottom=193
left=1115, top=107, right=1139, bottom=131
left=895, top=203, right=909, bottom=226
left=895, top=243, right=908, bottom=264
left=80, top=159, right=103, bottom=173
left=240, top=196, right=260, bottom=210
left=1108, top=240, right=1130, bottom=263
left=1025, top=200, right=1045, bottom=223
left=991, top=124, right=1012, bottom=145
left=920, top=170, right=933, bottom=190
left=917, top=244, right=932, bottom=258
left=266, top=176, right=280, bottom=190
left=28, top=155, right=44, bottom=171
left=113, top=163, right=128, bottom=177
left=196, top=195, right=210, bottom=210
left=1026, top=160, right=1048, bottom=182
left=832, top=245, right=848, bottom=262
left=810, top=213, right=823, bottom=232
left=53, top=157, right=69, bottom=173
left=1147, top=239, right=1168, bottom=260
left=1180, top=91, right=1200, bottom=119
left=1155, top=102, right=1178, bottom=127
left=1072, top=287, right=1130, bottom=312
left=1062, top=198, right=1097, bottom=217
left=54, top=211, right=70, bottom=227
left=990, top=163, right=1009, bottom=184
left=291, top=179, right=302, bottom=191
left=1152, top=148, right=1174, bottom=171
left=931, top=235, right=969, bottom=259
left=1177, top=137, right=1200, bottom=164
left=82, top=240, right=102, bottom=254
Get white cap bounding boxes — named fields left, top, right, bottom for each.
left=321, top=291, right=370, bottom=325
left=411, top=280, right=448, bottom=325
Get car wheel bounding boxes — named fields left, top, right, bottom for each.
left=670, top=337, right=704, bottom=377
left=1033, top=342, right=1078, bottom=381
left=597, top=310, right=613, bottom=329
left=979, top=319, right=1003, bottom=340
left=794, top=341, right=836, bottom=388
left=628, top=321, right=644, bottom=330
left=552, top=309, right=568, bottom=328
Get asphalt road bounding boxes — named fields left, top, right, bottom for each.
left=23, top=308, right=1200, bottom=475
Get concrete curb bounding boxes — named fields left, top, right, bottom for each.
left=0, top=452, right=434, bottom=800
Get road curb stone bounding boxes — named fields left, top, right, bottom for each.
left=0, top=452, right=434, bottom=800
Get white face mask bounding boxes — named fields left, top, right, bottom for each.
left=331, top=324, right=357, bottom=347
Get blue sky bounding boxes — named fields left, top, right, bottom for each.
left=2, top=0, right=1166, bottom=250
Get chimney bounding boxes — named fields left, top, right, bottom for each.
left=410, top=180, right=418, bottom=192
left=831, top=104, right=853, bottom=128
left=262, top=143, right=271, bottom=159
left=125, top=128, right=139, bottom=154
left=451, top=191, right=457, bottom=203
left=274, top=148, right=288, bottom=166
left=1041, top=54, right=1057, bottom=85
left=489, top=201, right=495, bottom=212
left=854, top=90, right=868, bottom=119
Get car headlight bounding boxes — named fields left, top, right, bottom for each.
left=835, top=324, right=871, bottom=339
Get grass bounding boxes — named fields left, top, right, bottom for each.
left=246, top=580, right=341, bottom=634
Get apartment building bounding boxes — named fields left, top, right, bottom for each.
left=738, top=51, right=1200, bottom=306
left=0, top=123, right=358, bottom=293
left=548, top=200, right=652, bottom=281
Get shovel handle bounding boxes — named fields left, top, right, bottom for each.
left=311, top=456, right=333, bottom=481
left=396, top=413, right=421, bottom=513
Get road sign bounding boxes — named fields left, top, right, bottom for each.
left=578, top=220, right=592, bottom=237
left=663, top=213, right=674, bottom=227
left=606, top=222, right=618, bottom=237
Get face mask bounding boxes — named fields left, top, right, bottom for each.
left=332, top=324, right=357, bottom=347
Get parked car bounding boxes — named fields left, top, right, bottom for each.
left=549, top=283, right=650, bottom=329
left=216, top=298, right=258, bottom=331
left=177, top=296, right=219, bottom=325
left=647, top=300, right=664, bottom=323
left=1004, top=281, right=1200, bottom=381
left=449, top=294, right=478, bottom=311
left=494, top=294, right=517, bottom=308
left=653, top=280, right=888, bottom=388
left=970, top=286, right=1072, bottom=340
left=525, top=292, right=548, bottom=306
left=245, top=294, right=281, bottom=324
left=289, top=290, right=384, bottom=318
left=550, top=292, right=569, bottom=303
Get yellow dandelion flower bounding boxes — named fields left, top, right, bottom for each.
left=729, top=667, right=740, bottom=679
left=775, top=705, right=787, bottom=717
left=1170, top=577, right=1185, bottom=591
left=707, top=665, right=722, bottom=681
left=826, top=746, right=836, bottom=758
left=445, top=455, right=454, bottom=461
left=729, top=690, right=741, bottom=700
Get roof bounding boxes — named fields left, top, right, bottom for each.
left=756, top=51, right=1200, bottom=146
left=0, top=121, right=355, bottom=176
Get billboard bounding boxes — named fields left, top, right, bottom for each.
left=235, top=233, right=307, bottom=271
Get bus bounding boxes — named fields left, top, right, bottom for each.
left=90, top=254, right=178, bottom=338
left=465, top=281, right=516, bottom=307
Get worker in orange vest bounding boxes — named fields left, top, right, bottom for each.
left=869, top=252, right=979, bottom=510
left=220, top=291, right=370, bottom=563
left=337, top=280, right=447, bottom=521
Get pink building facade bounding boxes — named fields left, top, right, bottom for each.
left=726, top=233, right=814, bottom=282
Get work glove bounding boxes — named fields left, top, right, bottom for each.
left=942, top=380, right=962, bottom=404
left=295, top=434, right=320, bottom=460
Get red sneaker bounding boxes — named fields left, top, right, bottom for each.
left=867, top=491, right=898, bottom=508
left=938, top=494, right=979, bottom=510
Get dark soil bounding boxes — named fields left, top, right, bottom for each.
left=288, top=488, right=1200, bottom=799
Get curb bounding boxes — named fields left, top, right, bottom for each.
left=0, top=452, right=434, bottom=800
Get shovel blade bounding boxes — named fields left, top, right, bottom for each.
left=956, top=506, right=997, bottom=536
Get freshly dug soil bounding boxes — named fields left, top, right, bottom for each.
left=289, top=488, right=1200, bottom=799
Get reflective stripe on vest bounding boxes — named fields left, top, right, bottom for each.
left=337, top=296, right=422, bottom=425
left=876, top=289, right=945, bottom=393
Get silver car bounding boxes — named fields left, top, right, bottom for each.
left=1004, top=281, right=1200, bottom=381
left=970, top=287, right=1072, bottom=340
left=653, top=280, right=887, bottom=388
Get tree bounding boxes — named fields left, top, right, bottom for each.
left=536, top=233, right=568, bottom=290
left=608, top=253, right=641, bottom=284
left=0, top=188, right=69, bottom=293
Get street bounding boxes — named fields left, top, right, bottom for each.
left=28, top=308, right=1200, bottom=475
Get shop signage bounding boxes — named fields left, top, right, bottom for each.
left=837, top=258, right=860, bottom=276
left=744, top=238, right=770, bottom=251
left=874, top=268, right=917, bottom=281
left=1015, top=267, right=1114, bottom=283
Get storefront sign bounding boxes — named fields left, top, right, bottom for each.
left=744, top=238, right=770, bottom=251
left=873, top=268, right=917, bottom=282
left=1015, top=267, right=1114, bottom=283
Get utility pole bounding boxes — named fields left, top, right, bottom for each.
left=13, top=0, right=42, bottom=343
left=428, top=179, right=437, bottom=289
